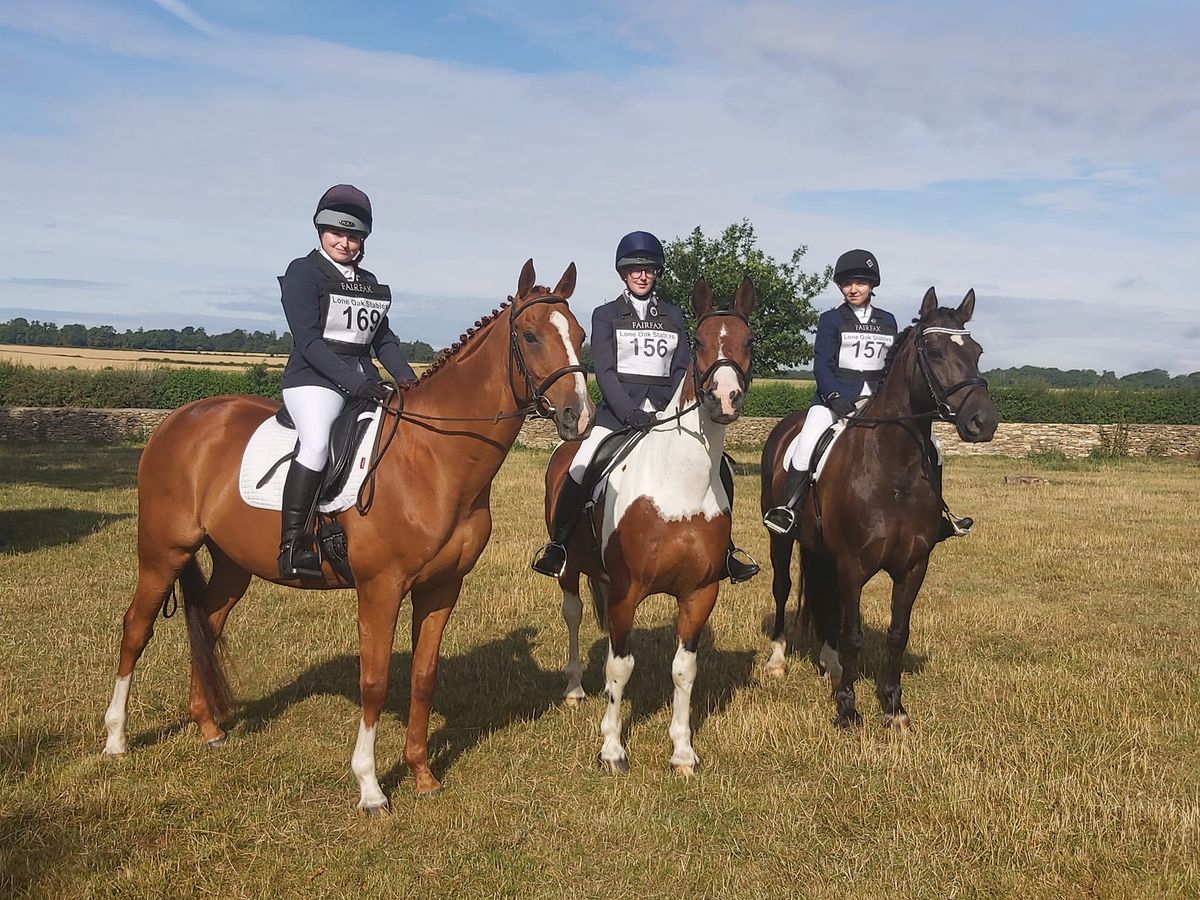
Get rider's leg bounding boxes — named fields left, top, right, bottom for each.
left=763, top=404, right=833, bottom=534
left=532, top=425, right=611, bottom=578
left=930, top=435, right=973, bottom=539
left=718, top=455, right=759, bottom=583
left=278, top=386, right=344, bottom=579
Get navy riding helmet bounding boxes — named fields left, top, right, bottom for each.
left=615, top=231, right=665, bottom=272
left=314, top=184, right=373, bottom=237
left=833, top=248, right=880, bottom=287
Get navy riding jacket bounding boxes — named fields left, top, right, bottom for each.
left=590, top=294, right=690, bottom=430
left=812, top=302, right=899, bottom=407
left=278, top=252, right=416, bottom=394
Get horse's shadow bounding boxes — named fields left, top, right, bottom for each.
left=0, top=509, right=132, bottom=553
left=582, top=621, right=757, bottom=738
left=761, top=609, right=929, bottom=685
left=0, top=445, right=141, bottom=492
left=227, top=626, right=565, bottom=790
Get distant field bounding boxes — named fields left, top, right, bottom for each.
left=0, top=344, right=430, bottom=376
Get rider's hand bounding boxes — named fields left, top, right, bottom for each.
left=625, top=409, right=656, bottom=430
left=827, top=395, right=856, bottom=418
left=355, top=380, right=392, bottom=403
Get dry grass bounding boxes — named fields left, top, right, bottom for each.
left=1, top=444, right=1197, bottom=898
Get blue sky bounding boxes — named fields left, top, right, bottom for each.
left=1, top=0, right=1197, bottom=374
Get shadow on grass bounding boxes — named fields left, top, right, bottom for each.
left=0, top=509, right=132, bottom=554
left=0, top=731, right=65, bottom=786
left=0, top=444, right=142, bottom=492
left=0, top=807, right=86, bottom=898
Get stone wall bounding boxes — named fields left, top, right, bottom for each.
left=2, top=406, right=1198, bottom=458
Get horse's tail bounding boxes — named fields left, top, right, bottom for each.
left=180, top=557, right=232, bottom=721
left=587, top=576, right=609, bottom=632
left=797, top=553, right=839, bottom=648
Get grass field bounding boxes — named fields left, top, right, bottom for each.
left=1, top=443, right=1198, bottom=898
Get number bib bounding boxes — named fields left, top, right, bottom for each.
left=319, top=282, right=392, bottom=354
left=614, top=318, right=680, bottom=384
left=837, top=330, right=893, bottom=373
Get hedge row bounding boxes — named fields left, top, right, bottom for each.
left=3, top=362, right=1199, bottom=424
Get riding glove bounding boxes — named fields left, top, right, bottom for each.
left=355, top=380, right=392, bottom=403
left=827, top=395, right=856, bottom=418
left=625, top=409, right=656, bottom=430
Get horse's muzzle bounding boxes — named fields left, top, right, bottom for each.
left=556, top=401, right=593, bottom=442
left=957, top=406, right=998, bottom=442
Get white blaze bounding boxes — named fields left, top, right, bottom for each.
left=550, top=311, right=590, bottom=431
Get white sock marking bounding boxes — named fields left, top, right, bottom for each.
left=819, top=642, right=843, bottom=680
left=562, top=590, right=585, bottom=701
left=103, top=674, right=132, bottom=755
left=599, top=644, right=635, bottom=764
left=352, top=719, right=388, bottom=810
left=668, top=641, right=699, bottom=768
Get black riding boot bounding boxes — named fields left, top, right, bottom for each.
left=932, top=460, right=973, bottom=541
left=278, top=461, right=324, bottom=580
left=718, top=457, right=759, bottom=583
left=531, top=476, right=588, bottom=578
left=763, top=467, right=811, bottom=535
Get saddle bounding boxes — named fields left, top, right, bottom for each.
left=272, top=397, right=377, bottom=502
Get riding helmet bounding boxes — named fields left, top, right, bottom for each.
left=833, top=249, right=880, bottom=287
left=313, top=184, right=373, bottom=237
left=615, top=231, right=665, bottom=272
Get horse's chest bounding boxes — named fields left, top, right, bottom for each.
left=604, top=437, right=723, bottom=546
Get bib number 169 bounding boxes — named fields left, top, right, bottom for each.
left=344, top=306, right=382, bottom=332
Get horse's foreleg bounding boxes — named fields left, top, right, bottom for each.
left=832, top=562, right=867, bottom=730
left=879, top=559, right=929, bottom=731
left=403, top=578, right=461, bottom=796
left=351, top=579, right=406, bottom=815
left=598, top=587, right=638, bottom=774
left=187, top=546, right=251, bottom=747
left=670, top=582, right=719, bottom=775
left=764, top=534, right=795, bottom=678
left=104, top=547, right=194, bottom=756
left=559, top=570, right=586, bottom=705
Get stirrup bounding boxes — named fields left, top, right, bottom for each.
left=278, top=540, right=322, bottom=579
left=949, top=515, right=973, bottom=536
left=531, top=541, right=567, bottom=578
left=724, top=547, right=760, bottom=584
left=763, top=506, right=797, bottom=536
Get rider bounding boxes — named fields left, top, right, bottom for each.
left=531, top=230, right=759, bottom=583
left=763, top=249, right=973, bottom=539
left=275, top=184, right=418, bottom=580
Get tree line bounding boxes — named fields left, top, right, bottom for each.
left=0, top=318, right=437, bottom=362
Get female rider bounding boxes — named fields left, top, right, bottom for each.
left=763, top=249, right=971, bottom=538
left=532, top=230, right=758, bottom=582
left=275, top=184, right=417, bottom=580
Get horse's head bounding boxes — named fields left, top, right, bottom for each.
left=913, top=287, right=998, bottom=442
left=508, top=258, right=594, bottom=441
left=690, top=277, right=755, bottom=424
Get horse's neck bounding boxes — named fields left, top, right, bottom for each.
left=399, top=312, right=525, bottom=461
left=863, top=341, right=933, bottom=446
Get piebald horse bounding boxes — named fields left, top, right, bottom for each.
left=103, top=260, right=593, bottom=813
left=544, top=278, right=755, bottom=773
left=761, top=287, right=997, bottom=729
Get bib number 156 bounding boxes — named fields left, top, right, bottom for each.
left=630, top=335, right=671, bottom=358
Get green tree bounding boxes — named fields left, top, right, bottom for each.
left=657, top=220, right=830, bottom=375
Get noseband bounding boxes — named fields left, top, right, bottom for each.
left=508, top=294, right=589, bottom=419
left=914, top=325, right=989, bottom=421
left=691, top=309, right=751, bottom=400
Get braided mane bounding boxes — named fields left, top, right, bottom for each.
left=399, top=293, right=516, bottom=388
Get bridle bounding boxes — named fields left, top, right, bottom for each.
left=507, top=294, right=589, bottom=420
left=690, top=309, right=751, bottom=403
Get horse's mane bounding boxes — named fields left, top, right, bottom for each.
left=870, top=322, right=915, bottom=395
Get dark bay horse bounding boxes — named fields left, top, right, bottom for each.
left=102, top=260, right=593, bottom=813
left=544, top=279, right=755, bottom=773
left=760, top=287, right=997, bottom=729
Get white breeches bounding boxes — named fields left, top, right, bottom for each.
left=783, top=404, right=835, bottom=472
left=568, top=424, right=615, bottom=483
left=282, top=385, right=345, bottom=470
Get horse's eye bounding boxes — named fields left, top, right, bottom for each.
left=927, top=348, right=944, bottom=360
left=523, top=331, right=538, bottom=344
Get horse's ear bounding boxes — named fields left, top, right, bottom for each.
left=517, top=258, right=536, bottom=300
left=734, top=276, right=756, bottom=319
left=691, top=279, right=712, bottom=318
left=553, top=262, right=577, bottom=300
left=919, top=286, right=938, bottom=319
left=957, top=288, right=976, bottom=323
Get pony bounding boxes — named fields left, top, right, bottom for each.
left=102, top=260, right=593, bottom=813
left=760, top=287, right=997, bottom=729
left=544, top=278, right=755, bottom=773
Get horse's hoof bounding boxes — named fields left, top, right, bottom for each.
left=203, top=735, right=227, bottom=750
left=834, top=710, right=863, bottom=730
left=101, top=748, right=126, bottom=760
left=563, top=692, right=586, bottom=708
left=763, top=663, right=787, bottom=680
left=414, top=784, right=443, bottom=798
left=357, top=800, right=391, bottom=818
left=671, top=756, right=700, bottom=777
left=883, top=712, right=911, bottom=733
left=597, top=754, right=629, bottom=775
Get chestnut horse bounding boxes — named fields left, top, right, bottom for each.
left=102, top=260, right=593, bottom=813
left=545, top=278, right=755, bottom=774
left=760, top=287, right=997, bottom=729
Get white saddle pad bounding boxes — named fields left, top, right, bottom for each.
left=238, top=407, right=383, bottom=514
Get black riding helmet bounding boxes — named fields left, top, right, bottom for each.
left=833, top=249, right=880, bottom=287
left=615, top=231, right=665, bottom=272
left=314, top=184, right=372, bottom=237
